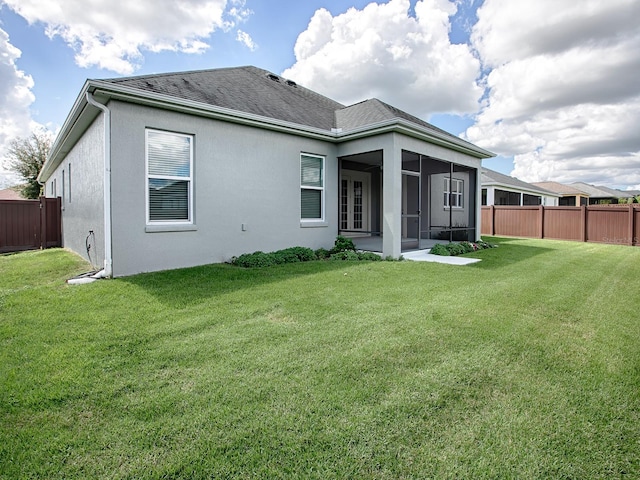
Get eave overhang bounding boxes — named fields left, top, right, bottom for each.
left=39, top=80, right=495, bottom=182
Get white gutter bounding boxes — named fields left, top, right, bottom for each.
left=85, top=92, right=113, bottom=278
left=89, top=81, right=495, bottom=159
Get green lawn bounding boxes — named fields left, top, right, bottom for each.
left=1, top=238, right=639, bottom=479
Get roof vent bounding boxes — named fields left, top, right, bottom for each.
left=267, top=73, right=280, bottom=82
left=285, top=80, right=297, bottom=87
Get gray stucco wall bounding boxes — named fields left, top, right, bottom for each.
left=109, top=101, right=339, bottom=276
left=46, top=115, right=105, bottom=269
left=429, top=171, right=471, bottom=227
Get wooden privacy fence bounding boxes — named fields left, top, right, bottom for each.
left=482, top=205, right=640, bottom=246
left=0, top=197, right=62, bottom=254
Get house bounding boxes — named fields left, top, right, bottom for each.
left=38, top=66, right=494, bottom=277
left=481, top=168, right=559, bottom=206
left=0, top=187, right=25, bottom=200
left=570, top=182, right=624, bottom=205
left=531, top=181, right=589, bottom=206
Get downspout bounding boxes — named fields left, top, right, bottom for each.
left=86, top=92, right=113, bottom=278
left=449, top=162, right=453, bottom=243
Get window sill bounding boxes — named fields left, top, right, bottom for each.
left=146, top=224, right=198, bottom=233
left=300, top=220, right=329, bottom=228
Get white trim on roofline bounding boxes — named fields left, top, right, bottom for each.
left=40, top=80, right=495, bottom=182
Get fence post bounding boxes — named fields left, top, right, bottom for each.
left=580, top=206, right=587, bottom=243
left=39, top=196, right=47, bottom=249
left=629, top=204, right=635, bottom=246
left=538, top=205, right=544, bottom=239
left=489, top=205, right=495, bottom=236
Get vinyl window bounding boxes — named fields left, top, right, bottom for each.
left=146, top=129, right=193, bottom=224
left=300, top=154, right=324, bottom=221
left=444, top=178, right=463, bottom=208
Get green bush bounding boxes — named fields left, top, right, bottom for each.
left=459, top=242, right=475, bottom=254
left=331, top=235, right=356, bottom=254
left=329, top=251, right=360, bottom=261
left=314, top=248, right=330, bottom=260
left=231, top=251, right=277, bottom=268
left=357, top=252, right=382, bottom=261
left=429, top=240, right=498, bottom=257
left=278, top=247, right=317, bottom=262
left=429, top=244, right=450, bottom=256
left=232, top=236, right=390, bottom=267
left=272, top=250, right=300, bottom=264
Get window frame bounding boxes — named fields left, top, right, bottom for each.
left=444, top=177, right=463, bottom=209
left=145, top=128, right=194, bottom=226
left=300, top=153, right=325, bottom=223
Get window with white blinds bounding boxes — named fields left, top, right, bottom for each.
left=300, top=154, right=324, bottom=221
left=146, top=129, right=193, bottom=223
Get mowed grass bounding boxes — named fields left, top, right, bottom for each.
left=1, top=238, right=639, bottom=479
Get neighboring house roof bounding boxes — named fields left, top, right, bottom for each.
left=596, top=185, right=630, bottom=198
left=570, top=182, right=625, bottom=199
left=0, top=187, right=25, bottom=200
left=39, top=66, right=494, bottom=182
left=482, top=168, right=558, bottom=197
left=531, top=181, right=587, bottom=196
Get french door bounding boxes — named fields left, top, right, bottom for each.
left=340, top=170, right=370, bottom=236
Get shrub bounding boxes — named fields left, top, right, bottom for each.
left=272, top=250, right=300, bottom=264
left=459, top=242, right=475, bottom=254
left=357, top=252, right=382, bottom=261
left=314, top=248, right=330, bottom=260
left=232, top=247, right=316, bottom=268
left=331, top=235, right=356, bottom=254
left=429, top=240, right=498, bottom=257
left=278, top=247, right=317, bottom=262
left=231, top=251, right=277, bottom=268
left=429, top=244, right=450, bottom=256
left=329, top=251, right=360, bottom=261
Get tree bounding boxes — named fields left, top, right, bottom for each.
left=3, top=130, right=53, bottom=199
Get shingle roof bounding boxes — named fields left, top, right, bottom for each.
left=102, top=66, right=464, bottom=143
left=570, top=182, right=624, bottom=198
left=102, top=66, right=345, bottom=131
left=482, top=168, right=556, bottom=195
left=531, top=181, right=587, bottom=196
left=596, top=185, right=628, bottom=198
left=335, top=98, right=458, bottom=139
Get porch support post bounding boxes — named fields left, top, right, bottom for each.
left=382, top=135, right=402, bottom=259
left=475, top=167, right=483, bottom=241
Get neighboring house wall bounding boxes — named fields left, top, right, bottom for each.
left=429, top=171, right=470, bottom=227
left=46, top=115, right=105, bottom=267
left=482, top=186, right=558, bottom=206
left=109, top=101, right=339, bottom=277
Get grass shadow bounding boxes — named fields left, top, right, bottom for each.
left=465, top=236, right=554, bottom=270
left=119, top=259, right=365, bottom=308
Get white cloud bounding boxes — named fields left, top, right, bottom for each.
left=0, top=27, right=38, bottom=189
left=466, top=0, right=640, bottom=189
left=236, top=30, right=257, bottom=51
left=282, top=0, right=482, bottom=118
left=2, top=0, right=252, bottom=74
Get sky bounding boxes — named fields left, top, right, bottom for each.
left=0, top=0, right=639, bottom=190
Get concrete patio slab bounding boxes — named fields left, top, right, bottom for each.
left=402, top=249, right=481, bottom=265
